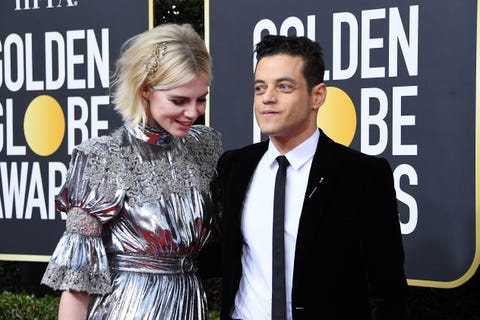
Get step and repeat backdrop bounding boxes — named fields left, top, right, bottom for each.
left=0, top=0, right=478, bottom=290
left=0, top=1, right=150, bottom=261
left=208, top=0, right=479, bottom=288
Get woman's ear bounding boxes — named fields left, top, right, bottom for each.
left=141, top=86, right=150, bottom=100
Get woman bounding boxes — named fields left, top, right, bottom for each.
left=41, top=23, right=222, bottom=320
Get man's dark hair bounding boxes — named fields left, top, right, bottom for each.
left=254, top=34, right=325, bottom=93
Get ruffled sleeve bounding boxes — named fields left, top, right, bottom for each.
left=41, top=137, right=125, bottom=294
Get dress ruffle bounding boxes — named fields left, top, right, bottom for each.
left=41, top=231, right=111, bottom=294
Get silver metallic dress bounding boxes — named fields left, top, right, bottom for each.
left=41, top=123, right=222, bottom=320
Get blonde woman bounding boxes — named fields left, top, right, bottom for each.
left=41, top=23, right=222, bottom=320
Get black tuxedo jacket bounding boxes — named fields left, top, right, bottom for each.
left=216, top=129, right=408, bottom=320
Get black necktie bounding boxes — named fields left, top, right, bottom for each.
left=272, top=155, right=289, bottom=320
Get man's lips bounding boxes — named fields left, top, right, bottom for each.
left=259, top=109, right=280, bottom=116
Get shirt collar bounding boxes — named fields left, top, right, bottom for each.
left=266, top=129, right=320, bottom=170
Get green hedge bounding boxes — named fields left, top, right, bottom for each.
left=0, top=262, right=221, bottom=319
left=0, top=290, right=220, bottom=320
left=0, top=291, right=59, bottom=320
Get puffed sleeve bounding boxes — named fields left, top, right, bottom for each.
left=186, top=125, right=223, bottom=239
left=41, top=136, right=125, bottom=294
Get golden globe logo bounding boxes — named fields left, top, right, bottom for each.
left=318, top=86, right=356, bottom=147
left=24, top=95, right=65, bottom=156
left=0, top=27, right=110, bottom=221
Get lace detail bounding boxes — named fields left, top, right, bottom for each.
left=73, top=125, right=222, bottom=208
left=66, top=207, right=102, bottom=236
left=73, top=135, right=123, bottom=205
left=185, top=126, right=223, bottom=174
left=41, top=261, right=111, bottom=294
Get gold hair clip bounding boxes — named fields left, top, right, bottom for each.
left=146, top=42, right=168, bottom=79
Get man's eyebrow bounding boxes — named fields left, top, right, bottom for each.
left=276, top=77, right=297, bottom=84
left=254, top=77, right=297, bottom=84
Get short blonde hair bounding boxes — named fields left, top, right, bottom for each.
left=111, top=23, right=211, bottom=127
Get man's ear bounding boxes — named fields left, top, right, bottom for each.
left=311, top=83, right=327, bottom=111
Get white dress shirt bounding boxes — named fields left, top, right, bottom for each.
left=231, top=130, right=319, bottom=320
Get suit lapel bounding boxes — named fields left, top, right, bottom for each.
left=302, top=129, right=340, bottom=215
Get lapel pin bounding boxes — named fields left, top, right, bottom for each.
left=308, top=177, right=324, bottom=198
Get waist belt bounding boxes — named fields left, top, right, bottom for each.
left=109, top=253, right=198, bottom=274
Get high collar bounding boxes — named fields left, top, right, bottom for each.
left=127, top=122, right=173, bottom=146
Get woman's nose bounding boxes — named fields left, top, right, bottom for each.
left=184, top=103, right=205, bottom=119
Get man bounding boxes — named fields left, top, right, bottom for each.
left=217, top=35, right=408, bottom=319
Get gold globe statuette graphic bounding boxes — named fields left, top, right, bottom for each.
left=318, top=86, right=357, bottom=147
left=23, top=95, right=65, bottom=156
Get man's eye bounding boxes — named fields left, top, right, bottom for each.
left=278, top=83, right=295, bottom=93
left=254, top=86, right=265, bottom=94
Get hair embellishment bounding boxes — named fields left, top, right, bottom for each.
left=146, top=41, right=168, bottom=79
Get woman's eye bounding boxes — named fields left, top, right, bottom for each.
left=168, top=98, right=187, bottom=106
